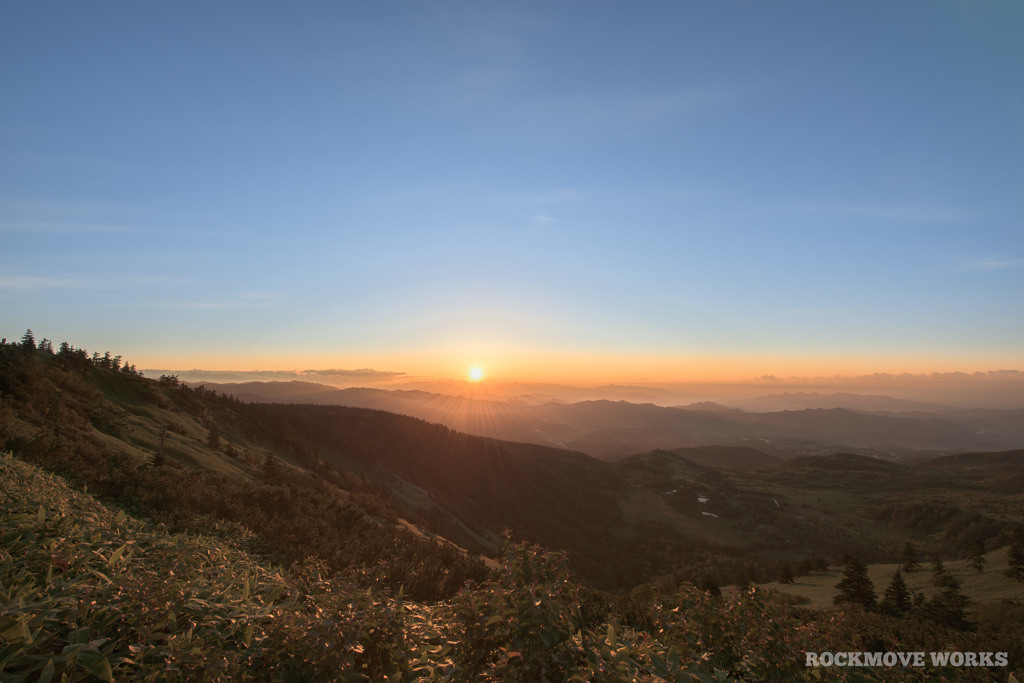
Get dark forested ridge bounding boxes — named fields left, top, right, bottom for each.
left=3, top=333, right=1024, bottom=680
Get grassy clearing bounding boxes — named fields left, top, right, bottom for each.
left=761, top=547, right=1021, bottom=610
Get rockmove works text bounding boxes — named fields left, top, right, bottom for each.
left=805, top=651, right=1009, bottom=668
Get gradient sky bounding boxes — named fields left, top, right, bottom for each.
left=2, top=1, right=1022, bottom=383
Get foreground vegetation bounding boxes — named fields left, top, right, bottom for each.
left=5, top=453, right=1022, bottom=681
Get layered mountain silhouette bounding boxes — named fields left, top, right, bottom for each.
left=190, top=381, right=1024, bottom=461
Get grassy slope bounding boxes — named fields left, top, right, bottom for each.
left=2, top=451, right=286, bottom=680
left=0, top=451, right=481, bottom=682
left=89, top=372, right=285, bottom=479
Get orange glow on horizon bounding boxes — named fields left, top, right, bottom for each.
left=131, top=346, right=1022, bottom=386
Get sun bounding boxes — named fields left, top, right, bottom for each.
left=468, top=366, right=485, bottom=382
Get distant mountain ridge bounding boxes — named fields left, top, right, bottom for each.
left=190, top=381, right=1024, bottom=462
left=729, top=391, right=954, bottom=413
left=678, top=401, right=746, bottom=414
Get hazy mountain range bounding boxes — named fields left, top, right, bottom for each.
left=187, top=380, right=1024, bottom=461
left=148, top=367, right=1024, bottom=409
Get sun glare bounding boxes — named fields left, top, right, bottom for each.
left=468, top=366, right=484, bottom=382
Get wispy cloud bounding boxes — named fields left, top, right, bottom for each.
left=161, top=300, right=274, bottom=310
left=496, top=188, right=580, bottom=226
left=510, top=81, right=772, bottom=138
left=302, top=368, right=406, bottom=380
left=0, top=220, right=224, bottom=239
left=161, top=302, right=266, bottom=310
left=0, top=275, right=85, bottom=290
left=0, top=197, right=144, bottom=234
left=783, top=308, right=837, bottom=316
left=957, top=257, right=1024, bottom=272
left=498, top=189, right=582, bottom=205
left=659, top=190, right=710, bottom=201
left=0, top=221, right=146, bottom=234
left=0, top=274, right=188, bottom=291
left=159, top=293, right=277, bottom=310
left=427, top=1, right=542, bottom=60
left=0, top=200, right=222, bottom=237
left=793, top=203, right=971, bottom=223
left=139, top=368, right=407, bottom=385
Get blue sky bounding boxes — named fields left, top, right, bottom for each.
left=2, top=1, right=1022, bottom=382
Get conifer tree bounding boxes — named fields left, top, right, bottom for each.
left=833, top=555, right=876, bottom=610
left=880, top=570, right=911, bottom=615
left=152, top=427, right=168, bottom=467
left=900, top=541, right=919, bottom=572
left=261, top=453, right=283, bottom=482
left=967, top=540, right=986, bottom=573
left=931, top=557, right=946, bottom=584
left=1006, top=542, right=1024, bottom=582
left=207, top=424, right=221, bottom=450
left=927, top=584, right=971, bottom=630
left=931, top=557, right=961, bottom=588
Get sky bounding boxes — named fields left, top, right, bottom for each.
left=2, top=1, right=1023, bottom=387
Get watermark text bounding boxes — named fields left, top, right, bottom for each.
left=805, top=651, right=1008, bottom=668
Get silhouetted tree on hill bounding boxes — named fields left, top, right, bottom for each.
left=880, top=570, right=911, bottom=615
left=900, top=541, right=919, bottom=571
left=833, top=555, right=875, bottom=610
left=927, top=584, right=971, bottom=630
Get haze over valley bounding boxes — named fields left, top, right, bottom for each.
left=173, top=376, right=1024, bottom=462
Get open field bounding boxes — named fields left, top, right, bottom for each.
left=760, top=546, right=1021, bottom=610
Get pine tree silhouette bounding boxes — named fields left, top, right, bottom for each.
left=833, top=555, right=876, bottom=609
left=880, top=570, right=911, bottom=615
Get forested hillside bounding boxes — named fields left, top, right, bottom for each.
left=0, top=333, right=634, bottom=596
